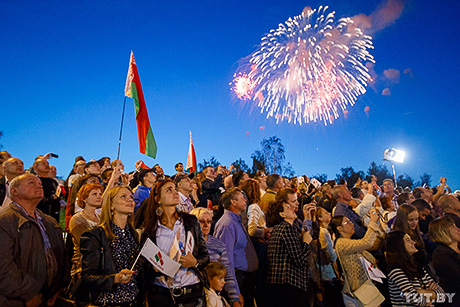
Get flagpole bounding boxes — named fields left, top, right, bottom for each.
left=117, top=96, right=127, bottom=160
left=130, top=244, right=143, bottom=271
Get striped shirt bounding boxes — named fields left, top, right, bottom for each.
left=388, top=267, right=444, bottom=306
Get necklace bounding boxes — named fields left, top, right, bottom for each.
left=81, top=209, right=99, bottom=223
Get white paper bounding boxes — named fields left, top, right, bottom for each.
left=360, top=256, right=386, bottom=283
left=185, top=231, right=195, bottom=254
left=140, top=238, right=181, bottom=278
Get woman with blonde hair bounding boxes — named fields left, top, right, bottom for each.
left=80, top=186, right=141, bottom=306
left=429, top=216, right=460, bottom=306
left=190, top=207, right=242, bottom=306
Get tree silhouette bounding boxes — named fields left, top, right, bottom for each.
left=311, top=173, right=328, bottom=184
left=251, top=136, right=294, bottom=176
left=198, top=156, right=220, bottom=172
left=367, top=162, right=392, bottom=185
left=417, top=173, right=432, bottom=187
left=336, top=167, right=365, bottom=189
left=397, top=174, right=415, bottom=189
left=231, top=158, right=250, bottom=173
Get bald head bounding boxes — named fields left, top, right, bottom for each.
left=3, top=158, right=24, bottom=180
left=10, top=174, right=44, bottom=208
left=33, top=158, right=50, bottom=177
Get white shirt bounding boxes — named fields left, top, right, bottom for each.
left=176, top=191, right=193, bottom=213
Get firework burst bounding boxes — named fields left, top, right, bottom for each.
left=232, top=6, right=375, bottom=125
left=230, top=72, right=257, bottom=100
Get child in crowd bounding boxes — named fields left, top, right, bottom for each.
left=205, top=262, right=230, bottom=307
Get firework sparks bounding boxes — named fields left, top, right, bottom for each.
left=230, top=72, right=256, bottom=100
left=233, top=6, right=375, bottom=125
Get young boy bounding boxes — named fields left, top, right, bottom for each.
left=204, top=262, right=230, bottom=307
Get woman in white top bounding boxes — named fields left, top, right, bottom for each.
left=241, top=179, right=270, bottom=307
left=242, top=179, right=269, bottom=239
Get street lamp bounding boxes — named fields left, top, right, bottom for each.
left=383, top=148, right=405, bottom=185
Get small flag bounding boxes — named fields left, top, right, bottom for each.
left=139, top=238, right=180, bottom=278
left=186, top=131, right=197, bottom=174
left=185, top=231, right=195, bottom=254
left=125, top=51, right=157, bottom=158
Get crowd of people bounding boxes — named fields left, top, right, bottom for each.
left=0, top=150, right=460, bottom=307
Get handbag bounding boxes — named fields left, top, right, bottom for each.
left=337, top=251, right=385, bottom=307
left=54, top=274, right=86, bottom=307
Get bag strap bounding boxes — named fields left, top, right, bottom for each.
left=336, top=245, right=371, bottom=294
left=335, top=246, right=352, bottom=293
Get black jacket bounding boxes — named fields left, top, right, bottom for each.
left=432, top=243, right=460, bottom=305
left=200, top=174, right=223, bottom=208
left=143, top=212, right=210, bottom=288
left=80, top=225, right=142, bottom=304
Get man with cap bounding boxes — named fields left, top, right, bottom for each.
left=133, top=168, right=156, bottom=212
left=175, top=172, right=195, bottom=213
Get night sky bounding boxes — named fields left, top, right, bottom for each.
left=1, top=0, right=459, bottom=189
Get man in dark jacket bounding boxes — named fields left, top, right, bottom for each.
left=200, top=165, right=224, bottom=209
left=0, top=173, right=64, bottom=307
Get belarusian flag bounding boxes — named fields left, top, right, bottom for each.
left=124, top=51, right=157, bottom=158
left=186, top=131, right=197, bottom=174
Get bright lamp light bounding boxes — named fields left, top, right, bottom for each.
left=383, top=148, right=405, bottom=163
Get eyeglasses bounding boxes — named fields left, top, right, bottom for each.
left=342, top=221, right=350, bottom=226
left=199, top=220, right=212, bottom=225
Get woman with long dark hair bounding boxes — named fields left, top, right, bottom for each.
left=80, top=186, right=142, bottom=306
left=393, top=204, right=425, bottom=252
left=385, top=230, right=444, bottom=306
left=328, top=210, right=383, bottom=305
left=142, top=179, right=209, bottom=306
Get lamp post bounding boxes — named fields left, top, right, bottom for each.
left=383, top=148, right=405, bottom=186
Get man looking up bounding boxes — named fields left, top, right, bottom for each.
left=215, top=188, right=259, bottom=307
left=33, top=158, right=61, bottom=222
left=175, top=173, right=195, bottom=213
left=333, top=184, right=375, bottom=239
left=0, top=157, right=24, bottom=207
left=84, top=160, right=101, bottom=176
left=153, top=164, right=165, bottom=181
left=260, top=174, right=283, bottom=213
left=201, top=165, right=224, bottom=210
left=175, top=162, right=184, bottom=175
left=133, top=168, right=156, bottom=211
left=0, top=174, right=64, bottom=306
left=438, top=195, right=460, bottom=227
left=382, top=178, right=398, bottom=209
left=0, top=151, right=12, bottom=177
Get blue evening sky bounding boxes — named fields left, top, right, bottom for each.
left=1, top=0, right=459, bottom=188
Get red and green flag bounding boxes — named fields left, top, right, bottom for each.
left=186, top=131, right=197, bottom=174
left=124, top=51, right=157, bottom=158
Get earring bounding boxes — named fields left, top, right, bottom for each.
left=155, top=203, right=164, bottom=216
